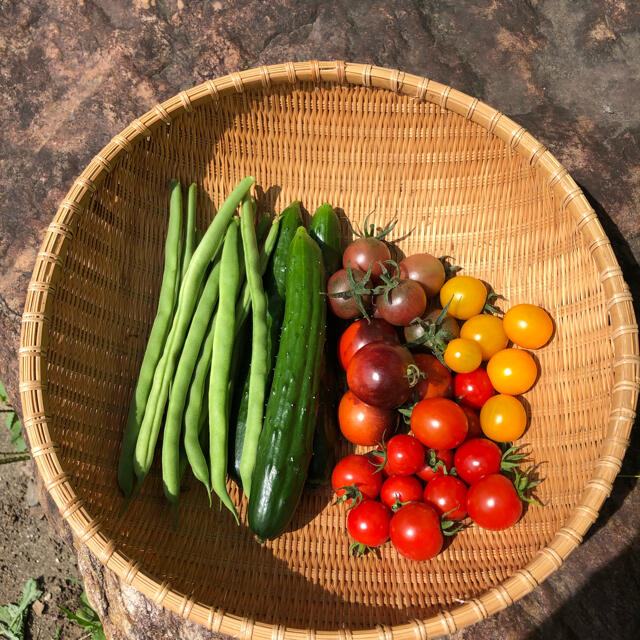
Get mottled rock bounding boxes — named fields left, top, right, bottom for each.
left=1, top=1, right=638, bottom=639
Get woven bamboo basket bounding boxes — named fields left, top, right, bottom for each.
left=20, top=61, right=638, bottom=638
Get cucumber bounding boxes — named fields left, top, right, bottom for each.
left=248, top=227, right=326, bottom=540
left=307, top=203, right=342, bottom=487
left=309, top=202, right=342, bottom=275
left=229, top=202, right=302, bottom=484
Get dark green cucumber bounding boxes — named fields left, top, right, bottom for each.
left=309, top=203, right=342, bottom=275
left=248, top=227, right=326, bottom=540
left=307, top=203, right=342, bottom=487
left=229, top=202, right=302, bottom=483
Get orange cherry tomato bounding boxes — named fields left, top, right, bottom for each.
left=486, top=348, right=537, bottom=395
left=460, top=314, right=508, bottom=360
left=480, top=394, right=528, bottom=442
left=439, top=276, right=487, bottom=320
left=443, top=338, right=483, bottom=373
left=503, top=304, right=554, bottom=349
left=338, top=390, right=396, bottom=445
left=413, top=353, right=453, bottom=399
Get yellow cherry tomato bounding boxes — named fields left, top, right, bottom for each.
left=439, top=276, right=487, bottom=320
left=460, top=314, right=508, bottom=360
left=486, top=348, right=537, bottom=395
left=503, top=303, right=554, bottom=349
left=443, top=338, right=483, bottom=373
left=480, top=394, right=528, bottom=442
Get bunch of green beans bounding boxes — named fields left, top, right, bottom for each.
left=118, top=177, right=290, bottom=523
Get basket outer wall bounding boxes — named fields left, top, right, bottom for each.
left=19, top=61, right=639, bottom=639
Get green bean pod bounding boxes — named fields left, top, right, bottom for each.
left=183, top=316, right=216, bottom=501
left=209, top=219, right=242, bottom=521
left=118, top=179, right=182, bottom=498
left=238, top=196, right=270, bottom=497
left=181, top=183, right=197, bottom=281
left=133, top=177, right=254, bottom=491
left=162, top=259, right=222, bottom=507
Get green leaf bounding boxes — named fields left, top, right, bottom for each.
left=4, top=412, right=26, bottom=453
left=59, top=590, right=105, bottom=640
left=53, top=626, right=61, bottom=639
left=0, top=578, right=42, bottom=640
left=0, top=381, right=8, bottom=403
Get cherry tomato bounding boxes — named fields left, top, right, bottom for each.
left=480, top=394, right=527, bottom=442
left=347, top=343, right=415, bottom=409
left=461, top=406, right=483, bottom=439
left=370, top=448, right=395, bottom=476
left=439, top=276, right=487, bottom=320
left=399, top=253, right=446, bottom=297
left=327, top=267, right=373, bottom=319
left=337, top=390, right=395, bottom=445
left=423, top=475, right=468, bottom=520
left=338, top=318, right=399, bottom=370
left=386, top=434, right=425, bottom=476
left=487, top=348, right=538, bottom=395
left=390, top=503, right=443, bottom=561
left=375, top=279, right=427, bottom=326
left=444, top=338, right=483, bottom=373
left=413, top=353, right=453, bottom=399
left=453, top=438, right=502, bottom=485
left=331, top=455, right=383, bottom=504
left=416, top=448, right=454, bottom=482
left=466, top=473, right=522, bottom=530
left=453, top=368, right=494, bottom=409
left=411, top=397, right=468, bottom=449
left=380, top=475, right=424, bottom=509
left=343, top=238, right=391, bottom=280
left=460, top=314, right=508, bottom=360
left=503, top=304, right=553, bottom=349
left=347, top=500, right=392, bottom=547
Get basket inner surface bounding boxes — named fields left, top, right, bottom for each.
left=46, top=83, right=613, bottom=629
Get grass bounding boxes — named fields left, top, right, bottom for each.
left=0, top=381, right=29, bottom=465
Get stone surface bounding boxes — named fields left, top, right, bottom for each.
left=0, top=0, right=638, bottom=638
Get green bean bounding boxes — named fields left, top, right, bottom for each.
left=133, top=177, right=254, bottom=491
left=181, top=183, right=197, bottom=281
left=162, top=259, right=221, bottom=507
left=118, top=179, right=182, bottom=498
left=238, top=195, right=269, bottom=498
left=183, top=316, right=216, bottom=502
left=234, top=215, right=280, bottom=336
left=209, top=219, right=242, bottom=521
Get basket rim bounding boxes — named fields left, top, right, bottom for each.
left=19, top=60, right=639, bottom=639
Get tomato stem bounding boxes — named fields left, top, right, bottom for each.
left=349, top=210, right=398, bottom=240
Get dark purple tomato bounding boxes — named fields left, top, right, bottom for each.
left=343, top=238, right=391, bottom=280
left=375, top=279, right=427, bottom=327
left=346, top=343, right=415, bottom=409
left=327, top=267, right=372, bottom=319
left=399, top=253, right=446, bottom=297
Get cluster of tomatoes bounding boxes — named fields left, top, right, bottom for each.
left=326, top=226, right=553, bottom=561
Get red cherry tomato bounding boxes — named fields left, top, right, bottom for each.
left=410, top=397, right=468, bottom=449
left=375, top=279, right=427, bottom=327
left=423, top=475, right=468, bottom=520
left=416, top=448, right=454, bottom=482
left=338, top=318, right=400, bottom=370
left=338, top=390, right=396, bottom=445
left=347, top=500, right=392, bottom=547
left=347, top=343, right=415, bottom=409
left=399, top=253, right=446, bottom=297
left=453, top=438, right=503, bottom=485
left=370, top=448, right=395, bottom=476
left=413, top=354, right=453, bottom=400
left=461, top=406, right=483, bottom=439
left=390, top=503, right=443, bottom=561
left=343, top=238, right=391, bottom=280
left=386, top=434, right=425, bottom=476
left=466, top=473, right=522, bottom=530
left=453, top=368, right=495, bottom=409
left=380, top=475, right=423, bottom=509
left=327, top=267, right=373, bottom=319
left=331, top=455, right=383, bottom=505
